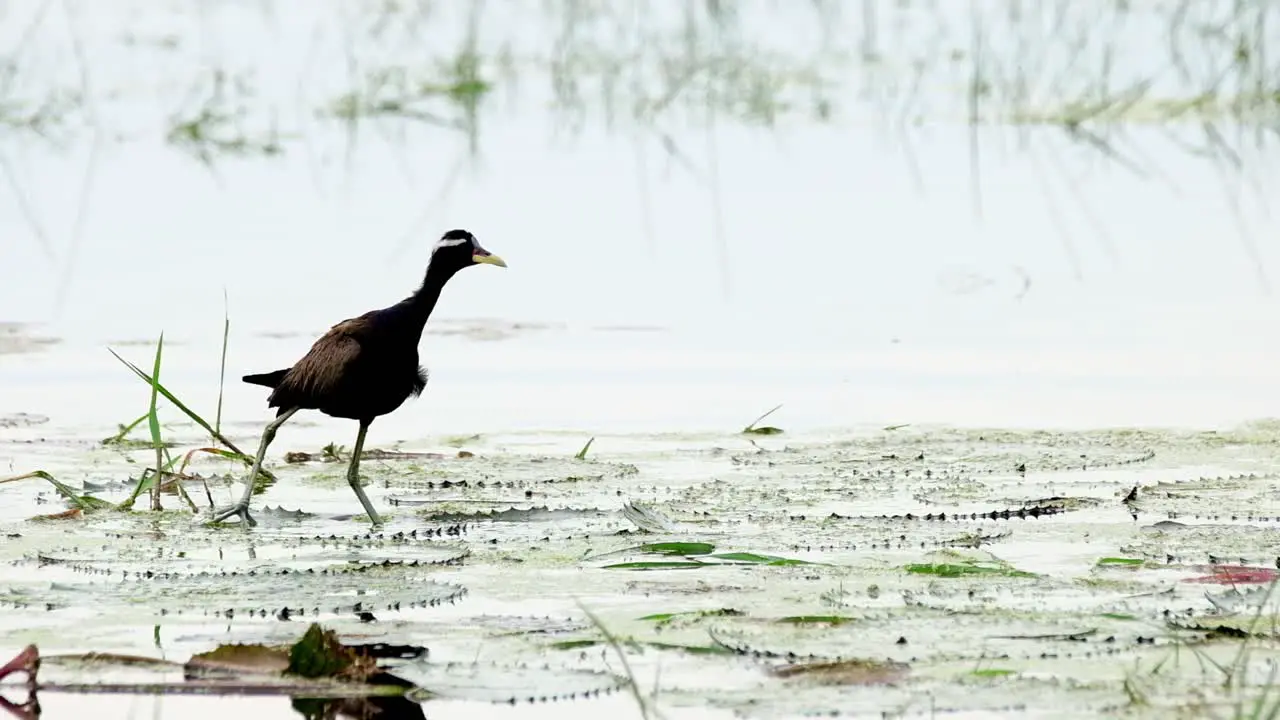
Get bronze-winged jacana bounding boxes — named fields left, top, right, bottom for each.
left=212, top=229, right=506, bottom=527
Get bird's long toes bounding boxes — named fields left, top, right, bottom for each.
left=210, top=504, right=257, bottom=528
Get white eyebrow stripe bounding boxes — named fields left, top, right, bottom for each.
left=433, top=236, right=471, bottom=251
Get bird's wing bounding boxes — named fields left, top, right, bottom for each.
left=273, top=317, right=368, bottom=403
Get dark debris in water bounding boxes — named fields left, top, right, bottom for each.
left=822, top=502, right=1071, bottom=523
left=283, top=447, right=462, bottom=464
left=0, top=324, right=60, bottom=356
left=412, top=505, right=614, bottom=523
left=0, top=414, right=49, bottom=429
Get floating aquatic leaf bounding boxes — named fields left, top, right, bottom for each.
left=1100, top=613, right=1138, bottom=621
left=289, top=624, right=372, bottom=680
left=636, top=541, right=715, bottom=556
left=4, top=536, right=469, bottom=617
left=904, top=561, right=1036, bottom=578
left=770, top=658, right=910, bottom=685
left=742, top=404, right=785, bottom=435
left=188, top=643, right=290, bottom=677
left=547, top=639, right=599, bottom=650
left=601, top=545, right=816, bottom=570
left=388, top=661, right=627, bottom=704
left=777, top=615, right=857, bottom=625
left=638, top=608, right=743, bottom=623
left=1096, top=557, right=1144, bottom=567
left=642, top=641, right=734, bottom=655
left=710, top=552, right=818, bottom=566
left=620, top=501, right=676, bottom=532
left=30, top=508, right=82, bottom=522
left=601, top=560, right=708, bottom=570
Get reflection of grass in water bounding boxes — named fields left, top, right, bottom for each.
left=0, top=0, right=1275, bottom=196
left=0, top=2, right=1274, bottom=151
left=324, top=65, right=491, bottom=127
left=1, top=0, right=1277, bottom=290
left=165, top=70, right=282, bottom=166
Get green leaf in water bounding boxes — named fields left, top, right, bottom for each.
left=549, top=639, right=599, bottom=650
left=602, top=561, right=708, bottom=570
left=636, top=542, right=716, bottom=556
left=1100, top=612, right=1138, bottom=621
left=102, top=413, right=148, bottom=445
left=742, top=403, right=785, bottom=435
left=777, top=615, right=856, bottom=625
left=904, top=562, right=1036, bottom=578
left=643, top=641, right=734, bottom=655
left=972, top=668, right=1017, bottom=677
left=638, top=608, right=743, bottom=623
left=287, top=624, right=354, bottom=679
left=710, top=552, right=817, bottom=566
left=1096, top=557, right=1144, bottom=566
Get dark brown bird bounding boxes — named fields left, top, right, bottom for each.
left=212, top=229, right=507, bottom=527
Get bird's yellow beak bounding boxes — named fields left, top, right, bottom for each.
left=473, top=252, right=507, bottom=268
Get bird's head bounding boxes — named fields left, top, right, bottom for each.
left=430, top=229, right=507, bottom=273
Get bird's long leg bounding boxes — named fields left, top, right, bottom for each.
left=211, top=406, right=300, bottom=527
left=346, top=420, right=383, bottom=525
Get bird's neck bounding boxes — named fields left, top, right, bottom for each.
left=399, top=264, right=456, bottom=341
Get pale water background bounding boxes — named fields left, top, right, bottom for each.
left=1, top=0, right=1277, bottom=443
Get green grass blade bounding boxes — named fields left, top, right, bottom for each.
left=777, top=616, right=856, bottom=625
left=1, top=470, right=111, bottom=512
left=215, top=289, right=230, bottom=436
left=107, top=347, right=274, bottom=481
left=102, top=413, right=148, bottom=445
left=710, top=551, right=818, bottom=566
left=904, top=562, right=1036, bottom=578
left=148, top=332, right=165, bottom=510
left=742, top=403, right=784, bottom=435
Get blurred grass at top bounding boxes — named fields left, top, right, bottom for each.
left=0, top=0, right=1273, bottom=166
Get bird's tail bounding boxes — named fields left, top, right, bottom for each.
left=242, top=368, right=290, bottom=388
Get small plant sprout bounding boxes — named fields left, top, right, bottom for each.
left=574, top=600, right=657, bottom=720
left=146, top=332, right=165, bottom=511
left=742, top=403, right=784, bottom=435
left=215, top=289, right=230, bottom=436
left=109, top=346, right=271, bottom=480
left=0, top=470, right=111, bottom=512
